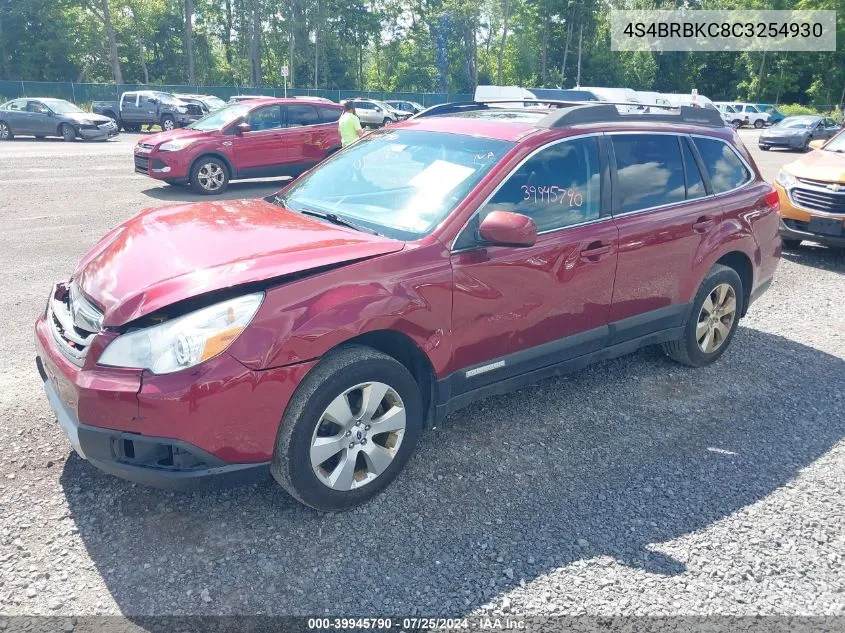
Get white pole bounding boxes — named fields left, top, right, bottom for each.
left=284, top=75, right=287, bottom=98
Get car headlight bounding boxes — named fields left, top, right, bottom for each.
left=98, top=293, right=263, bottom=374
left=776, top=169, right=797, bottom=189
left=158, top=138, right=198, bottom=152
left=177, top=106, right=188, bottom=114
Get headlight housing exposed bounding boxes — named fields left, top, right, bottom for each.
left=776, top=169, right=797, bottom=189
left=98, top=293, right=263, bottom=374
left=158, top=138, right=198, bottom=152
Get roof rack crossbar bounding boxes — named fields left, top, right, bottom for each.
left=412, top=99, right=725, bottom=128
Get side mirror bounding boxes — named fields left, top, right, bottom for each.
left=808, top=139, right=826, bottom=150
left=235, top=122, right=251, bottom=135
left=478, top=211, right=537, bottom=247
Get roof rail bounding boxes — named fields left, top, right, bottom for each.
left=412, top=98, right=725, bottom=128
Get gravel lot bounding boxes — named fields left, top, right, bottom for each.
left=0, top=129, right=843, bottom=619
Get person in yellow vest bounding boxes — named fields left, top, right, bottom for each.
left=338, top=100, right=364, bottom=147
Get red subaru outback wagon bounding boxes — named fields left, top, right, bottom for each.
left=133, top=97, right=342, bottom=194
left=36, top=101, right=781, bottom=510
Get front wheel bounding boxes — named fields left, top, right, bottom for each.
left=662, top=264, right=743, bottom=368
left=732, top=119, right=743, bottom=129
left=271, top=345, right=423, bottom=511
left=189, top=156, right=230, bottom=194
left=160, top=115, right=175, bottom=131
left=61, top=123, right=76, bottom=142
left=754, top=120, right=764, bottom=129
left=0, top=121, right=11, bottom=140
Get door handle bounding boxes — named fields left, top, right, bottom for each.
left=693, top=216, right=716, bottom=234
left=580, top=241, right=613, bottom=261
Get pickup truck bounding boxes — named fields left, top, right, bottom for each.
left=92, top=91, right=201, bottom=132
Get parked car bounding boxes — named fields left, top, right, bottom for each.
left=385, top=100, right=425, bottom=115
left=341, top=99, right=398, bottom=127
left=755, top=104, right=786, bottom=124
left=36, top=99, right=781, bottom=510
left=133, top=98, right=343, bottom=194
left=92, top=91, right=196, bottom=132
left=758, top=115, right=840, bottom=152
left=0, top=98, right=118, bottom=141
left=774, top=128, right=845, bottom=248
left=228, top=95, right=274, bottom=103
left=714, top=102, right=770, bottom=128
left=174, top=93, right=227, bottom=114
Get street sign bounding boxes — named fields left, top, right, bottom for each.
left=281, top=65, right=289, bottom=78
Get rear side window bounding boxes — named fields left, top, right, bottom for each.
left=692, top=137, right=751, bottom=194
left=318, top=106, right=341, bottom=123
left=482, top=136, right=601, bottom=232
left=681, top=139, right=706, bottom=199
left=287, top=104, right=319, bottom=127
left=612, top=134, right=685, bottom=213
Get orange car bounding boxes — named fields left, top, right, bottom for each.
left=774, top=128, right=845, bottom=248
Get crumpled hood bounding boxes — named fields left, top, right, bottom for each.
left=784, top=149, right=845, bottom=183
left=762, top=127, right=808, bottom=139
left=65, top=112, right=114, bottom=125
left=73, top=199, right=405, bottom=327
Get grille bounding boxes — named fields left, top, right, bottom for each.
left=139, top=143, right=154, bottom=150
left=790, top=187, right=845, bottom=214
left=48, top=284, right=103, bottom=366
left=134, top=155, right=149, bottom=173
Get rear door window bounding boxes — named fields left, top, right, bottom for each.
left=287, top=105, right=319, bottom=127
left=318, top=106, right=342, bottom=123
left=692, top=137, right=751, bottom=194
left=681, top=138, right=706, bottom=199
left=611, top=134, right=685, bottom=213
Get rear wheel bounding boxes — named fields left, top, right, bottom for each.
left=662, top=264, right=743, bottom=368
left=60, top=123, right=76, bottom=142
left=160, top=115, right=175, bottom=131
left=271, top=345, right=423, bottom=511
left=189, top=156, right=229, bottom=194
left=0, top=121, right=10, bottom=140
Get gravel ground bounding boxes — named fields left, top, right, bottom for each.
left=0, top=129, right=843, bottom=618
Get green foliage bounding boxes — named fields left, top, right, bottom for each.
left=0, top=0, right=842, bottom=108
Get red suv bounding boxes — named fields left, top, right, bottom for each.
left=133, top=98, right=342, bottom=194
left=36, top=101, right=781, bottom=510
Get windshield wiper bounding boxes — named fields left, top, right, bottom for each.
left=298, top=208, right=381, bottom=236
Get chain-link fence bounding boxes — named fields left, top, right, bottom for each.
left=0, top=81, right=472, bottom=107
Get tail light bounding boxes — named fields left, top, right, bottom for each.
left=763, top=186, right=780, bottom=213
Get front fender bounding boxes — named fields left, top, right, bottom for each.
left=228, top=242, right=454, bottom=376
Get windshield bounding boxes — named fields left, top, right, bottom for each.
left=777, top=117, right=818, bottom=129
left=43, top=100, right=84, bottom=114
left=277, top=129, right=513, bottom=239
left=187, top=104, right=251, bottom=131
left=202, top=96, right=226, bottom=110
left=822, top=130, right=845, bottom=153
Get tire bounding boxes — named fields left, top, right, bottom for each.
left=61, top=123, right=76, bottom=142
left=382, top=117, right=391, bottom=127
left=189, top=156, right=230, bottom=194
left=754, top=119, right=764, bottom=129
left=0, top=121, right=11, bottom=140
left=732, top=119, right=743, bottom=129
left=781, top=238, right=802, bottom=249
left=271, top=345, right=423, bottom=512
left=160, top=115, right=175, bottom=131
left=662, top=264, right=744, bottom=368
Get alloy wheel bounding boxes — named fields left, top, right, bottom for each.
left=696, top=283, right=737, bottom=354
left=0, top=122, right=9, bottom=139
left=309, top=381, right=406, bottom=491
left=197, top=162, right=225, bottom=191
left=163, top=118, right=174, bottom=131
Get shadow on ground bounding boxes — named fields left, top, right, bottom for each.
left=780, top=242, right=844, bottom=270
left=60, top=328, right=845, bottom=615
left=141, top=179, right=288, bottom=203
